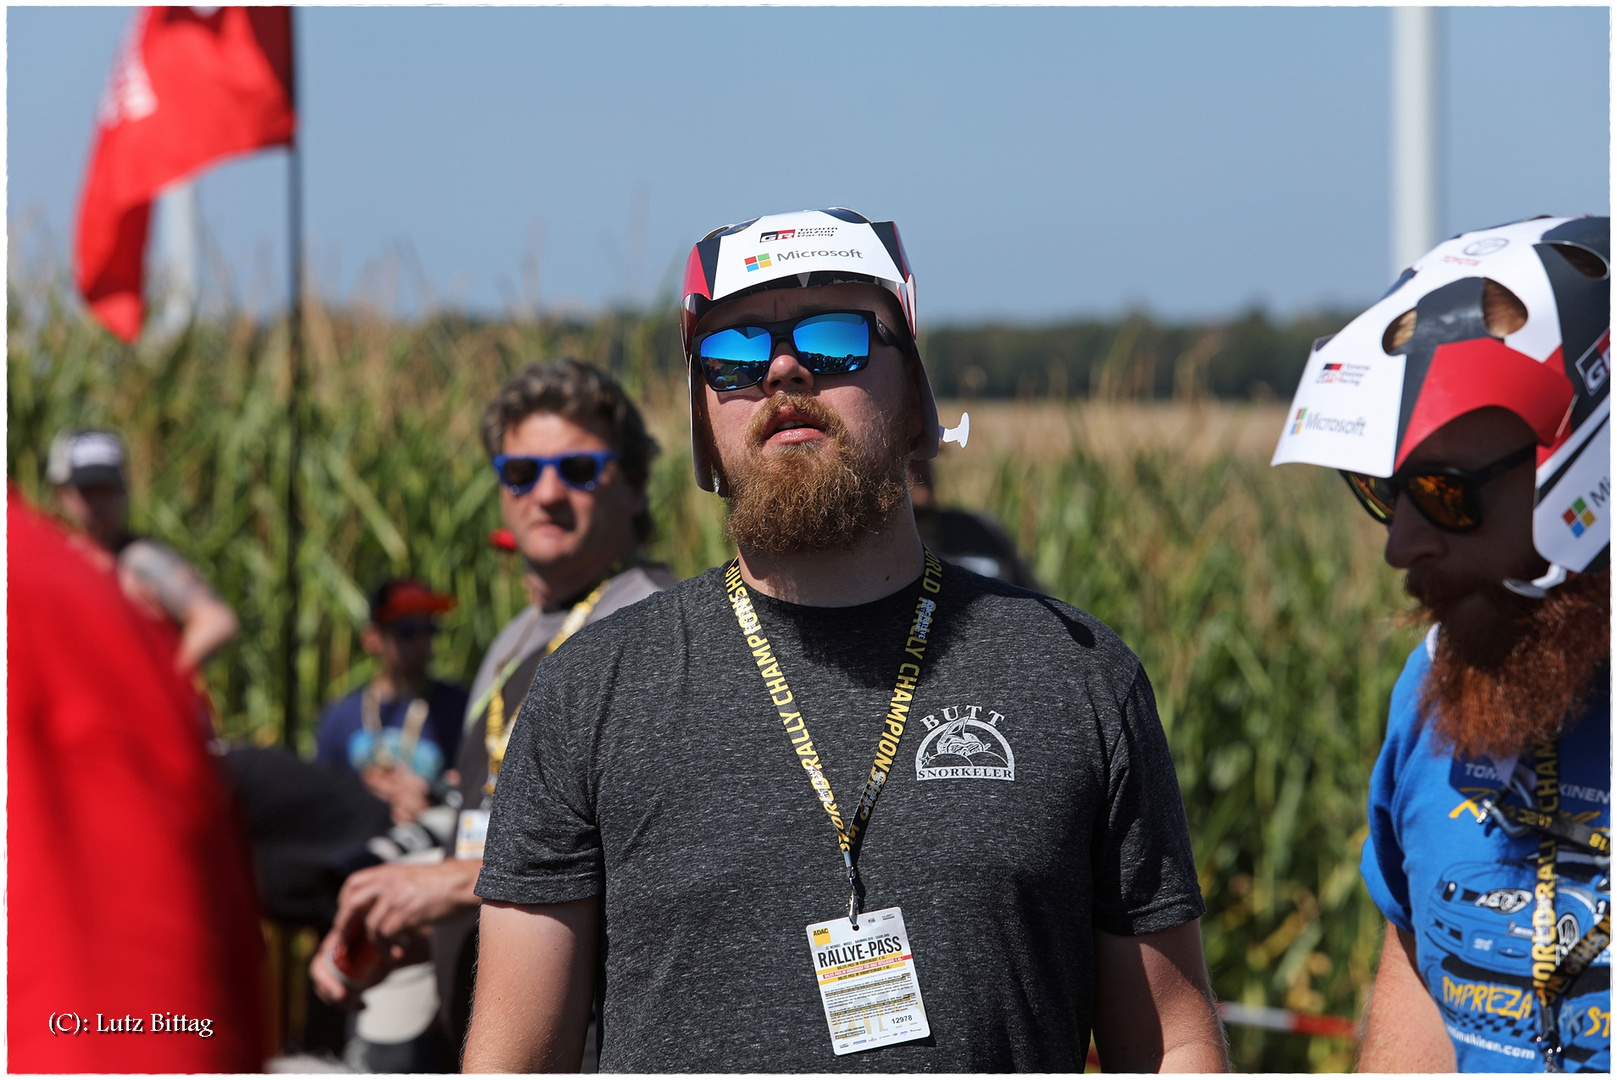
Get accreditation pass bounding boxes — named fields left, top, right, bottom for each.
left=805, top=906, right=930, bottom=1055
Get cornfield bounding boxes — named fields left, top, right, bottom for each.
left=7, top=282, right=1419, bottom=1071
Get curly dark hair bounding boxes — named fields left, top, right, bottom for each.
left=481, top=360, right=660, bottom=542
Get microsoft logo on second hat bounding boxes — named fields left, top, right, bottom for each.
left=1563, top=498, right=1597, bottom=538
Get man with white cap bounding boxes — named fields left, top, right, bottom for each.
left=465, top=209, right=1226, bottom=1072
left=48, top=427, right=238, bottom=672
left=1271, top=216, right=1610, bottom=1072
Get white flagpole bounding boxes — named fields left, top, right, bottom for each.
left=1390, top=7, right=1442, bottom=277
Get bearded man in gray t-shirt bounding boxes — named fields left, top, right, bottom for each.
left=466, top=209, right=1227, bottom=1073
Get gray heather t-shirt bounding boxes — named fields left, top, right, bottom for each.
left=462, top=564, right=679, bottom=735
left=435, top=563, right=679, bottom=1045
left=478, top=563, right=1202, bottom=1072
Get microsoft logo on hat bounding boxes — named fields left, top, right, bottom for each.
left=744, top=253, right=772, bottom=272
left=1562, top=498, right=1597, bottom=538
left=1291, top=408, right=1307, bottom=435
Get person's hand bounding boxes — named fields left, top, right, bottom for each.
left=310, top=861, right=470, bottom=1009
left=309, top=907, right=403, bottom=1011
left=309, top=921, right=376, bottom=1011
left=308, top=861, right=483, bottom=1008
left=342, top=859, right=483, bottom=945
left=360, top=763, right=431, bottom=824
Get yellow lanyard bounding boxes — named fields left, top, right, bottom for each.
left=723, top=551, right=945, bottom=924
left=1513, top=734, right=1617, bottom=1073
left=483, top=576, right=613, bottom=795
left=1522, top=737, right=1612, bottom=1071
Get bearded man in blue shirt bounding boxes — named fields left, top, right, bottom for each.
left=1273, top=216, right=1610, bottom=1072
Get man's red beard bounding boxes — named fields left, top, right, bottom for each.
left=722, top=393, right=911, bottom=555
left=1411, top=569, right=1610, bottom=759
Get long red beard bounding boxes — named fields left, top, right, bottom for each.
left=722, top=393, right=911, bottom=555
left=1417, top=570, right=1610, bottom=759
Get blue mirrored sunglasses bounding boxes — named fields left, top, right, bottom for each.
left=694, top=310, right=908, bottom=392
left=492, top=451, right=620, bottom=494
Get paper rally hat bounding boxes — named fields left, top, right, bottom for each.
left=678, top=208, right=945, bottom=495
left=1271, top=215, right=1610, bottom=584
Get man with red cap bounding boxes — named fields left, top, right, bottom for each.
left=315, top=578, right=469, bottom=825
left=1272, top=215, right=1609, bottom=1072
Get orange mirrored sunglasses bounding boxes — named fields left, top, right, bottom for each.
left=1340, top=443, right=1535, bottom=533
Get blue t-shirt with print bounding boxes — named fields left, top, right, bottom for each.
left=314, top=681, right=468, bottom=781
left=1362, top=639, right=1611, bottom=1072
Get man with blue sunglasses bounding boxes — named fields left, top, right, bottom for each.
left=468, top=210, right=1225, bottom=1073
left=311, top=361, right=675, bottom=1058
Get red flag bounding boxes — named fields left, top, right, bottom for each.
left=75, top=7, right=295, bottom=342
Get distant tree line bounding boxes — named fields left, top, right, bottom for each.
left=917, top=307, right=1355, bottom=402
left=401, top=303, right=1357, bottom=404
left=11, top=257, right=1356, bottom=406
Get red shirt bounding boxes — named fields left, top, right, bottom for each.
left=7, top=491, right=267, bottom=1071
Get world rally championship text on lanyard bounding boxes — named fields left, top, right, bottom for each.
left=724, top=552, right=942, bottom=1055
left=1474, top=739, right=1613, bottom=1072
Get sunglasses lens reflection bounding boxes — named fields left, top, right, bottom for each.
left=700, top=326, right=774, bottom=365
left=1406, top=474, right=1477, bottom=530
left=701, top=356, right=769, bottom=392
left=697, top=313, right=878, bottom=391
left=791, top=313, right=870, bottom=374
left=1344, top=473, right=1396, bottom=523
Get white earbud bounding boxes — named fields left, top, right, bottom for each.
left=940, top=413, right=970, bottom=449
left=1503, top=563, right=1568, bottom=599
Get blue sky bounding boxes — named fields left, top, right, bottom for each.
left=7, top=6, right=1610, bottom=324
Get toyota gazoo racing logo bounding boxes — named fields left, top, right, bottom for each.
left=1574, top=332, right=1610, bottom=395
left=760, top=226, right=837, bottom=242
left=1315, top=362, right=1371, bottom=387
left=1290, top=408, right=1367, bottom=437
